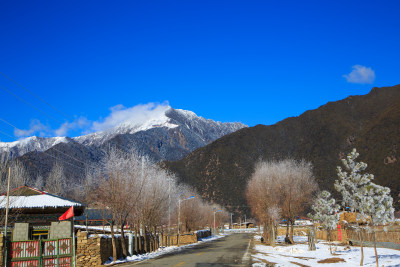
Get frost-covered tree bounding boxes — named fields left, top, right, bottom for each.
left=45, top=161, right=67, bottom=196
left=246, top=159, right=317, bottom=244
left=335, top=148, right=394, bottom=266
left=34, top=175, right=44, bottom=190
left=309, top=190, right=339, bottom=254
left=335, top=149, right=373, bottom=216
left=334, top=148, right=371, bottom=265
left=360, top=183, right=394, bottom=267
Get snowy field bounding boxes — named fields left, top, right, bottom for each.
left=252, top=235, right=400, bottom=267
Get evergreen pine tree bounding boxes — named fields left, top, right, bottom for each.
left=309, top=190, right=339, bottom=254
left=335, top=148, right=394, bottom=266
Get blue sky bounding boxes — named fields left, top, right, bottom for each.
left=0, top=0, right=399, bottom=142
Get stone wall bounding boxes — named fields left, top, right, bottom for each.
left=196, top=230, right=211, bottom=240
left=76, top=231, right=102, bottom=267
left=76, top=230, right=204, bottom=266
left=178, top=233, right=197, bottom=245
left=0, top=234, right=3, bottom=267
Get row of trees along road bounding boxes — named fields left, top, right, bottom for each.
left=0, top=149, right=229, bottom=262
left=81, top=148, right=228, bottom=261
left=246, top=159, right=318, bottom=244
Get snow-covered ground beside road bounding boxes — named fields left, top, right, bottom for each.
left=252, top=235, right=400, bottom=267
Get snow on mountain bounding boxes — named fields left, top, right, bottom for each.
left=74, top=106, right=179, bottom=146
left=0, top=136, right=69, bottom=158
left=0, top=107, right=247, bottom=159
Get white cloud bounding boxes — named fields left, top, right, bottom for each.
left=14, top=119, right=51, bottom=138
left=54, top=117, right=90, bottom=136
left=343, top=65, right=375, bottom=84
left=12, top=102, right=171, bottom=139
left=91, top=102, right=170, bottom=132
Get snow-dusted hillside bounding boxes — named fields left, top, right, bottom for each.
left=0, top=136, right=70, bottom=158
left=0, top=107, right=246, bottom=161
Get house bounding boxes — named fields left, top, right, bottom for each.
left=0, top=186, right=85, bottom=267
left=0, top=185, right=85, bottom=239
left=74, top=208, right=113, bottom=227
left=232, top=222, right=254, bottom=229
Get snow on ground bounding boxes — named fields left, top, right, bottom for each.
left=104, top=233, right=228, bottom=265
left=252, top=235, right=400, bottom=267
left=224, top=227, right=259, bottom=233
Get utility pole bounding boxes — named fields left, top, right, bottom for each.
left=178, top=196, right=194, bottom=245
left=3, top=167, right=11, bottom=267
left=230, top=213, right=233, bottom=229
left=213, top=209, right=221, bottom=235
left=178, top=198, right=181, bottom=245
left=168, top=178, right=171, bottom=235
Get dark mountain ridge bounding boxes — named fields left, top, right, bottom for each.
left=164, top=85, right=400, bottom=213
left=10, top=107, right=245, bottom=183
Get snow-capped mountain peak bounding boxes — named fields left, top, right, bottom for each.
left=0, top=107, right=247, bottom=160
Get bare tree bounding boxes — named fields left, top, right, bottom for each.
left=280, top=160, right=317, bottom=243
left=45, top=161, right=67, bottom=196
left=34, top=175, right=44, bottom=190
left=0, top=157, right=28, bottom=226
left=88, top=148, right=147, bottom=260
left=247, top=159, right=317, bottom=244
left=0, top=159, right=32, bottom=193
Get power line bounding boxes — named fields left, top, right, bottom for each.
left=0, top=118, right=87, bottom=170
left=0, top=73, right=95, bottom=170
left=0, top=71, right=75, bottom=121
left=0, top=85, right=62, bottom=124
left=0, top=129, right=15, bottom=140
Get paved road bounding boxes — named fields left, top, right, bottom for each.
left=124, top=233, right=253, bottom=267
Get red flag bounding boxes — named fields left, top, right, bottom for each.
left=59, top=206, right=74, bottom=221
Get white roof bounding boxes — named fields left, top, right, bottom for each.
left=0, top=194, right=83, bottom=209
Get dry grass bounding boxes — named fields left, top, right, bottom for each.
left=289, top=261, right=310, bottom=267
left=317, top=257, right=346, bottom=264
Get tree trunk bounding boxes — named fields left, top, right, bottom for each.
left=289, top=219, right=294, bottom=244
left=161, top=228, right=164, bottom=248
left=110, top=222, right=117, bottom=262
left=143, top=226, right=148, bottom=253
left=120, top=223, right=128, bottom=258
left=308, top=227, right=316, bottom=251
left=134, top=231, right=138, bottom=255
left=263, top=222, right=268, bottom=243
left=328, top=230, right=332, bottom=254
left=373, top=228, right=378, bottom=267
left=313, top=225, right=318, bottom=244
left=154, top=226, right=158, bottom=250
left=286, top=220, right=290, bottom=238
left=137, top=226, right=142, bottom=254
left=270, top=223, right=276, bottom=247
left=359, top=228, right=364, bottom=266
